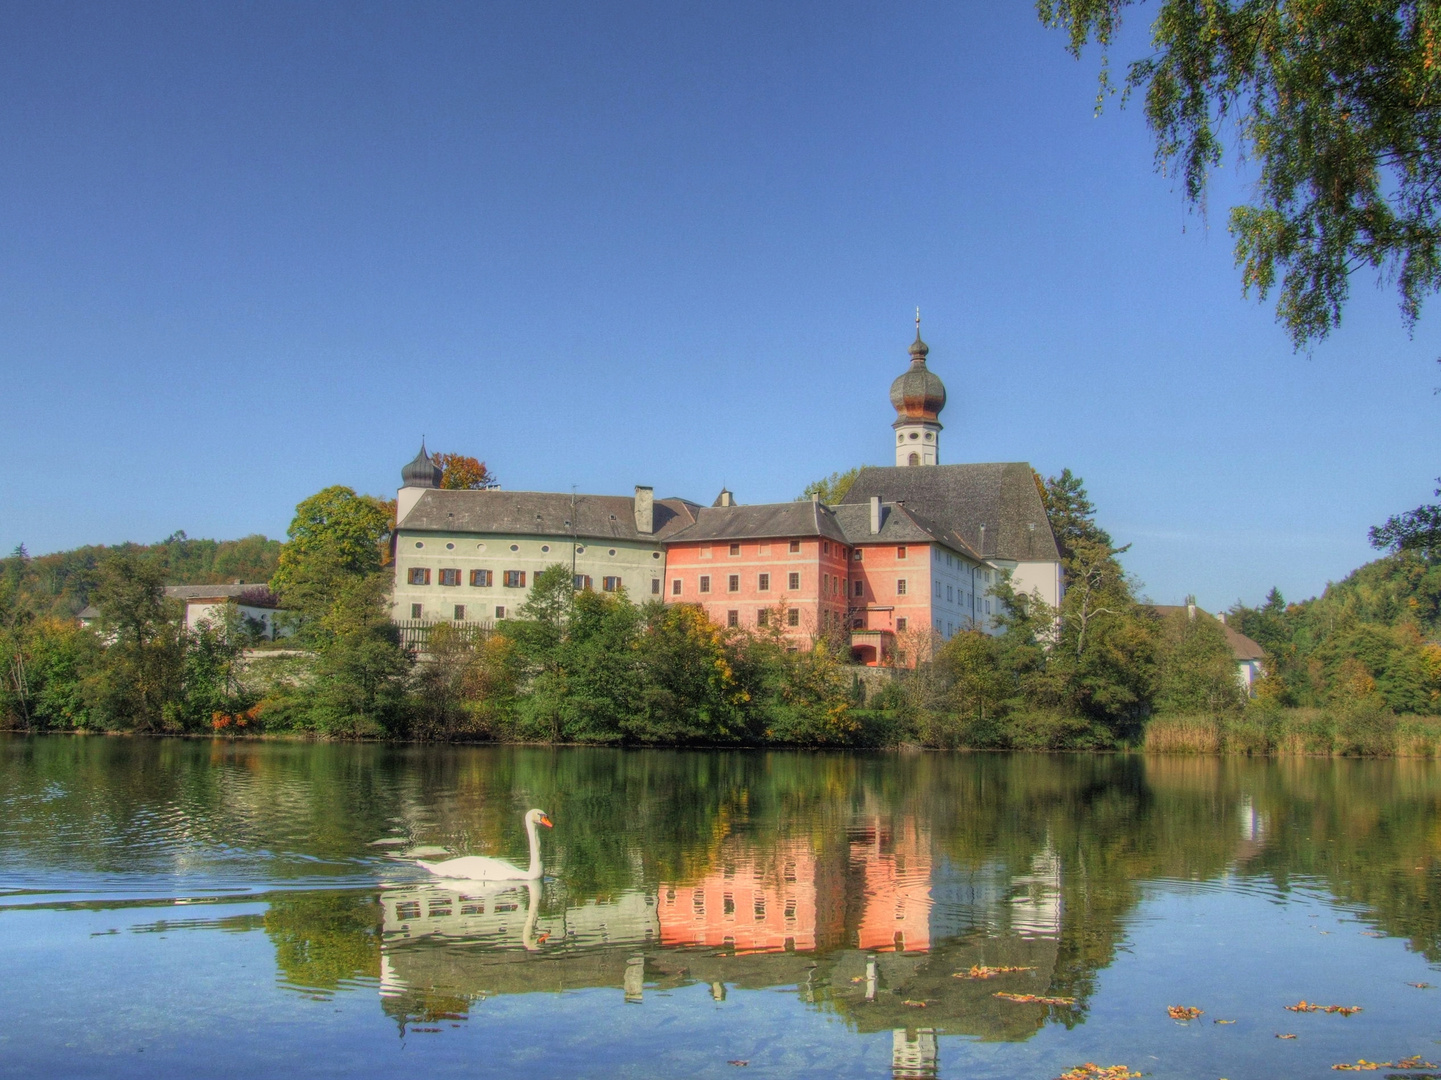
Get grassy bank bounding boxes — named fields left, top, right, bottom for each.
left=1143, top=707, right=1441, bottom=757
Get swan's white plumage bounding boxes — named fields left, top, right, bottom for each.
left=418, top=808, right=552, bottom=880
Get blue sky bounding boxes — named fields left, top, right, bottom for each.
left=1, top=1, right=1435, bottom=611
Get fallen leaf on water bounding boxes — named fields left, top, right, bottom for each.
left=902, top=1000, right=927, bottom=1008
left=1167, top=1005, right=1203, bottom=1020
left=1276, top=1033, right=1298, bottom=1039
left=995, top=992, right=1075, bottom=1006
left=1213, top=1019, right=1236, bottom=1025
left=1360, top=931, right=1384, bottom=938
left=726, top=1061, right=748, bottom=1068
left=954, top=964, right=1036, bottom=980
left=1407, top=982, right=1432, bottom=989
left=850, top=976, right=864, bottom=983
left=1285, top=1001, right=1363, bottom=1015
left=1054, top=1065, right=1140, bottom=1080
left=1331, top=1057, right=1437, bottom=1071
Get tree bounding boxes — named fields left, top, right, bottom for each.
left=798, top=468, right=862, bottom=505
left=1153, top=606, right=1245, bottom=714
left=1370, top=477, right=1441, bottom=559
left=86, top=550, right=187, bottom=730
left=433, top=453, right=500, bottom=490
left=271, top=487, right=393, bottom=625
left=1038, top=468, right=1113, bottom=559
left=1040, top=0, right=1441, bottom=347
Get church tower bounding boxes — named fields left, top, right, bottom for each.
left=890, top=313, right=947, bottom=466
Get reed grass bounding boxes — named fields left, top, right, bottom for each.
left=1144, top=707, right=1441, bottom=757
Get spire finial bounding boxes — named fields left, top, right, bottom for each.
left=915, top=307, right=920, bottom=335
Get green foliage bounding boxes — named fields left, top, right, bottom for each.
left=271, top=486, right=392, bottom=629
left=1231, top=551, right=1441, bottom=714
left=798, top=467, right=863, bottom=505
left=0, top=533, right=281, bottom=621
left=1153, top=607, right=1246, bottom=715
left=1371, top=478, right=1441, bottom=559
left=1040, top=0, right=1441, bottom=347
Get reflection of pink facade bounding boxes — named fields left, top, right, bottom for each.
left=852, top=817, right=932, bottom=953
left=658, top=841, right=821, bottom=952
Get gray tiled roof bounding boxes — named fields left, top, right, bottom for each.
left=665, top=500, right=850, bottom=544
left=398, top=490, right=700, bottom=542
left=841, top=464, right=1061, bottom=562
left=829, top=502, right=981, bottom=558
left=163, top=584, right=267, bottom=600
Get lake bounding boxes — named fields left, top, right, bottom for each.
left=1, top=736, right=1438, bottom=1079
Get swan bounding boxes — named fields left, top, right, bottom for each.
left=417, top=809, right=552, bottom=881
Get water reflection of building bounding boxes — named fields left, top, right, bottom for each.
left=657, top=839, right=828, bottom=952
left=849, top=816, right=933, bottom=953
left=1008, top=847, right=1062, bottom=939
left=892, top=1028, right=938, bottom=1080
left=368, top=823, right=1076, bottom=1043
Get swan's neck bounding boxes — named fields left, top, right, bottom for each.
left=525, top=817, right=543, bottom=878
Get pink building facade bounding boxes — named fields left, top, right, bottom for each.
left=662, top=493, right=988, bottom=665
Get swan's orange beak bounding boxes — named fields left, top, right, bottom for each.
left=539, top=814, right=553, bottom=828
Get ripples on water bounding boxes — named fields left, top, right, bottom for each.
left=1, top=736, right=1438, bottom=1080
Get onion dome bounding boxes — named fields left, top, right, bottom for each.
left=889, top=322, right=946, bottom=424
left=401, top=441, right=443, bottom=488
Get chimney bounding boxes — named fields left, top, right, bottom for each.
left=634, top=486, right=654, bottom=535
left=869, top=495, right=882, bottom=535
left=978, top=524, right=987, bottom=555
left=1186, top=594, right=1197, bottom=621
left=1217, top=612, right=1227, bottom=625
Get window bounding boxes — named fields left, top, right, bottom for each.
left=574, top=575, right=592, bottom=590
left=757, top=609, right=769, bottom=627
left=823, top=541, right=830, bottom=554
left=935, top=581, right=942, bottom=598
left=729, top=543, right=741, bottom=556
left=896, top=617, right=908, bottom=632
left=854, top=580, right=864, bottom=597
left=787, top=572, right=800, bottom=590
left=672, top=579, right=682, bottom=596
left=896, top=545, right=907, bottom=559
left=410, top=603, right=423, bottom=619
left=652, top=551, right=661, bottom=559
left=788, top=540, right=801, bottom=553
left=897, top=579, right=908, bottom=596
left=407, top=567, right=431, bottom=586
left=470, top=569, right=492, bottom=587
left=985, top=599, right=992, bottom=614
left=541, top=545, right=550, bottom=553
left=414, top=541, right=424, bottom=549
left=453, top=605, right=465, bottom=621
left=758, top=573, right=770, bottom=591
left=699, top=575, right=711, bottom=593
left=494, top=605, right=506, bottom=619
left=727, top=610, right=739, bottom=627
left=853, top=549, right=863, bottom=561
left=603, top=576, right=621, bottom=592
left=608, top=548, right=617, bottom=556
left=510, top=544, right=519, bottom=552
left=947, top=585, right=953, bottom=602
left=908, top=452, right=920, bottom=466
left=503, top=570, right=526, bottom=588
left=439, top=568, right=461, bottom=587
left=651, top=579, right=661, bottom=595
left=786, top=608, right=800, bottom=627
left=758, top=542, right=769, bottom=554
left=446, top=542, right=455, bottom=550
